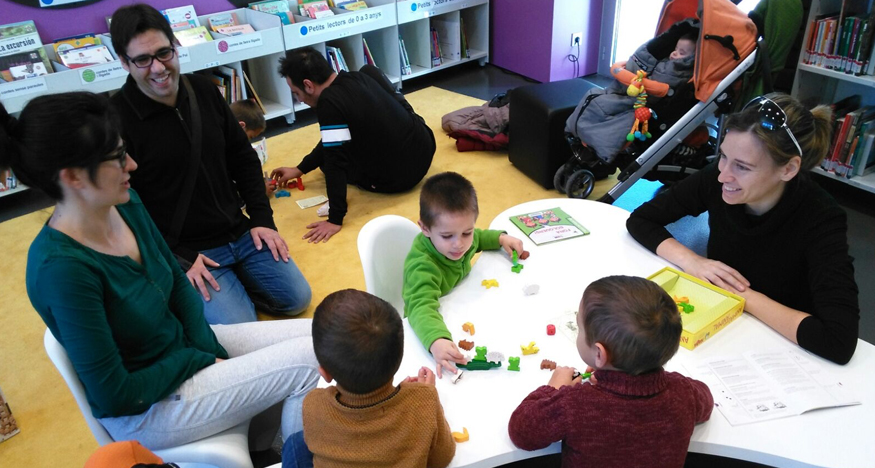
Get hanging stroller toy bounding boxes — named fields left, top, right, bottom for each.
left=626, top=70, right=656, bottom=143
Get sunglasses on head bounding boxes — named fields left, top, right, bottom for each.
left=741, top=97, right=804, bottom=158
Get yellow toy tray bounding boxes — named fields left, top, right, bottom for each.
left=648, top=267, right=745, bottom=350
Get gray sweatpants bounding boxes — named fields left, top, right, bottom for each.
left=99, top=319, right=319, bottom=451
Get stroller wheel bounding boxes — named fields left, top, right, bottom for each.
left=566, top=169, right=595, bottom=199
left=553, top=163, right=570, bottom=194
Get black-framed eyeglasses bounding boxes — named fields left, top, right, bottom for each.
left=101, top=144, right=128, bottom=169
left=742, top=96, right=804, bottom=158
left=125, top=47, right=176, bottom=69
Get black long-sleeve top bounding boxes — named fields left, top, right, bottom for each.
left=627, top=163, right=859, bottom=364
left=297, top=70, right=435, bottom=225
left=111, top=74, right=275, bottom=263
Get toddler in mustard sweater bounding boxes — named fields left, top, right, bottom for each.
left=287, top=289, right=456, bottom=468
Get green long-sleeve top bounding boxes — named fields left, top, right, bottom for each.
left=402, top=229, right=503, bottom=350
left=26, top=190, right=228, bottom=419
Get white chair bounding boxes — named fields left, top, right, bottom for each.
left=357, top=215, right=421, bottom=309
left=43, top=329, right=254, bottom=468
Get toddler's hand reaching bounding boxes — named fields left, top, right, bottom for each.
left=429, top=338, right=467, bottom=378
left=498, top=233, right=527, bottom=258
left=405, top=366, right=436, bottom=386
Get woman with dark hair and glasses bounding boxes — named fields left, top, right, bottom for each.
left=627, top=93, right=859, bottom=365
left=0, top=93, right=318, bottom=451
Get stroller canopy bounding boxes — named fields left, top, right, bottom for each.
left=656, top=0, right=757, bottom=101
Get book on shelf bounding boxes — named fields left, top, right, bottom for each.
left=300, top=1, right=334, bottom=18
left=460, top=17, right=470, bottom=59
left=0, top=169, right=19, bottom=192
left=52, top=33, right=101, bottom=54
left=215, top=24, right=256, bottom=36
left=250, top=1, right=295, bottom=25
left=0, top=51, right=50, bottom=82
left=58, top=45, right=114, bottom=69
left=509, top=207, right=590, bottom=245
left=0, top=20, right=54, bottom=82
left=399, top=35, right=412, bottom=75
left=853, top=130, right=875, bottom=176
left=242, top=69, right=266, bottom=114
left=430, top=28, right=442, bottom=67
left=162, top=5, right=201, bottom=32
left=175, top=26, right=213, bottom=47
left=336, top=0, right=368, bottom=10
left=432, top=19, right=460, bottom=62
left=362, top=37, right=375, bottom=66
left=856, top=8, right=875, bottom=75
left=325, top=46, right=348, bottom=73
left=804, top=1, right=875, bottom=76
left=208, top=12, right=240, bottom=32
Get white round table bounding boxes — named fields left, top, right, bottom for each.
left=395, top=199, right=875, bottom=468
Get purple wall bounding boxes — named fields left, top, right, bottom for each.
left=491, top=0, right=602, bottom=82
left=549, top=0, right=601, bottom=81
left=1, top=0, right=237, bottom=42
left=489, top=0, right=554, bottom=83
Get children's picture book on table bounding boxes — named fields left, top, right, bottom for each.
left=509, top=207, right=590, bottom=245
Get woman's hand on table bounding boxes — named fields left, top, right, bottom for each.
left=405, top=366, right=436, bottom=386
left=680, top=256, right=750, bottom=292
left=429, top=338, right=467, bottom=378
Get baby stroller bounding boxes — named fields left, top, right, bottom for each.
left=554, top=0, right=759, bottom=201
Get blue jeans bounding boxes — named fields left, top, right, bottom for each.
left=199, top=232, right=311, bottom=324
left=282, top=431, right=314, bottom=468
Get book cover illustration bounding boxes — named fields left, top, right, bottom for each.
left=509, top=207, right=589, bottom=245
left=0, top=21, right=53, bottom=79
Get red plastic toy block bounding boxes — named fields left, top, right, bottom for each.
left=546, top=324, right=556, bottom=336
left=288, top=177, right=305, bottom=191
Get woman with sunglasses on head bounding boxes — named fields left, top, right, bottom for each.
left=627, top=93, right=859, bottom=365
left=0, top=93, right=318, bottom=451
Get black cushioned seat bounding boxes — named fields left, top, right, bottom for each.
left=509, top=79, right=601, bottom=188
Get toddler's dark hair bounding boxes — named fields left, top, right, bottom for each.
left=419, top=172, right=478, bottom=228
left=230, top=99, right=266, bottom=134
left=313, top=289, right=404, bottom=394
left=580, top=276, right=681, bottom=375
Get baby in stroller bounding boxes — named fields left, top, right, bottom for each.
left=556, top=20, right=700, bottom=198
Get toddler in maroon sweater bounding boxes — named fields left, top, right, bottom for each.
left=508, top=275, right=713, bottom=468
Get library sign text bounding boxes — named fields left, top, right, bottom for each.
left=216, top=32, right=263, bottom=55
left=410, top=0, right=469, bottom=17
left=0, top=77, right=47, bottom=100
left=299, top=10, right=383, bottom=37
left=79, top=62, right=127, bottom=86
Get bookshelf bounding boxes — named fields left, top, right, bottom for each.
left=0, top=1, right=491, bottom=124
left=0, top=183, right=27, bottom=199
left=396, top=0, right=489, bottom=80
left=792, top=0, right=875, bottom=194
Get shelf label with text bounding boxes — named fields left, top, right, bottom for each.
left=177, top=47, right=191, bottom=64
left=410, top=0, right=470, bottom=16
left=216, top=32, right=263, bottom=54
left=78, top=62, right=128, bottom=85
left=298, top=10, right=383, bottom=37
left=0, top=77, right=47, bottom=100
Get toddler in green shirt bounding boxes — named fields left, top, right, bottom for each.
left=403, top=172, right=525, bottom=377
